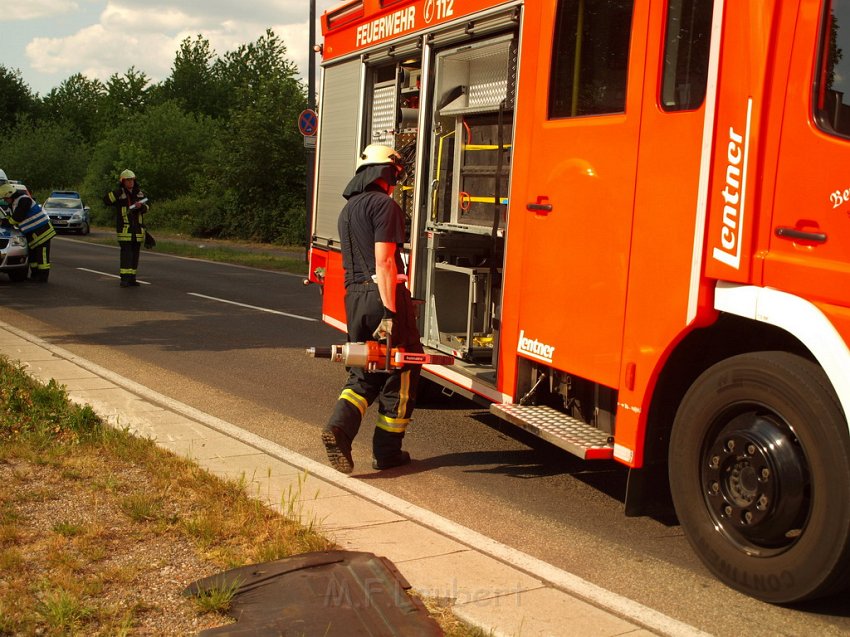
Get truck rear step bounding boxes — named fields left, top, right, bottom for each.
left=490, top=404, right=614, bottom=460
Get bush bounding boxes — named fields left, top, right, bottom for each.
left=148, top=193, right=227, bottom=237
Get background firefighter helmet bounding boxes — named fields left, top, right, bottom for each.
left=0, top=183, right=16, bottom=199
left=120, top=169, right=136, bottom=181
left=0, top=168, right=7, bottom=184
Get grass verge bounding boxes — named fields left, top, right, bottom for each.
left=0, top=356, right=487, bottom=636
left=77, top=229, right=308, bottom=275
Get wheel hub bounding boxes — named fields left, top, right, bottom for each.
left=702, top=412, right=809, bottom=552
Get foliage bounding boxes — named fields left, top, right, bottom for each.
left=145, top=192, right=224, bottom=236
left=102, top=67, right=154, bottom=122
left=40, top=73, right=106, bottom=140
left=84, top=100, right=219, bottom=204
left=160, top=35, right=229, bottom=120
left=0, top=65, right=37, bottom=131
left=207, top=30, right=308, bottom=243
left=0, top=356, right=100, bottom=446
left=0, top=117, right=89, bottom=193
left=4, top=31, right=310, bottom=246
left=190, top=577, right=242, bottom=613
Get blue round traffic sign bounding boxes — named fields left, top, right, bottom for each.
left=298, top=109, right=318, bottom=136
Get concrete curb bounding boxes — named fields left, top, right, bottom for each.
left=0, top=320, right=711, bottom=637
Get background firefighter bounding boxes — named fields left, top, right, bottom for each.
left=322, top=144, right=423, bottom=474
left=102, top=169, right=149, bottom=287
left=0, top=182, right=56, bottom=282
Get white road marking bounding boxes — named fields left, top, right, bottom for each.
left=77, top=268, right=151, bottom=285
left=187, top=292, right=317, bottom=322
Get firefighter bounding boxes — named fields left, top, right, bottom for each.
left=102, top=169, right=149, bottom=287
left=0, top=182, right=56, bottom=282
left=322, top=144, right=423, bottom=473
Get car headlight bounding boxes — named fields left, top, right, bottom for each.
left=10, top=236, right=26, bottom=248
left=71, top=213, right=82, bottom=221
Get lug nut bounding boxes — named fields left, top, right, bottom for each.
left=747, top=444, right=756, bottom=456
left=711, top=482, right=720, bottom=493
left=761, top=468, right=770, bottom=480
left=711, top=456, right=720, bottom=469
left=727, top=440, right=735, bottom=451
left=724, top=505, right=733, bottom=516
left=744, top=511, right=753, bottom=524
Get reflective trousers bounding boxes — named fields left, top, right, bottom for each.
left=27, top=240, right=51, bottom=281
left=119, top=239, right=141, bottom=278
left=325, top=282, right=422, bottom=461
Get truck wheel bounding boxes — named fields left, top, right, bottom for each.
left=669, top=351, right=850, bottom=603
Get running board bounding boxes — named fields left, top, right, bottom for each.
left=490, top=404, right=614, bottom=460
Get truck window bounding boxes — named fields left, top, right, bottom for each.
left=816, top=0, right=850, bottom=137
left=661, top=0, right=713, bottom=111
left=548, top=0, right=634, bottom=118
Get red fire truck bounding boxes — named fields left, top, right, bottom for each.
left=308, top=0, right=850, bottom=603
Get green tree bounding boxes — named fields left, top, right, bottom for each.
left=215, top=78, right=307, bottom=242
left=200, top=29, right=307, bottom=243
left=100, top=67, right=153, bottom=125
left=40, top=73, right=106, bottom=141
left=0, top=65, right=37, bottom=131
left=160, top=35, right=228, bottom=119
left=218, top=29, right=301, bottom=108
left=2, top=117, right=89, bottom=193
left=84, top=101, right=219, bottom=223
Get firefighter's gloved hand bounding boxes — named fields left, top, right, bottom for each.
left=372, top=308, right=395, bottom=341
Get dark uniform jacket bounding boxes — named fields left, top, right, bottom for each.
left=103, top=182, right=148, bottom=241
left=338, top=179, right=406, bottom=288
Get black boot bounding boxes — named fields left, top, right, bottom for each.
left=322, top=426, right=354, bottom=474
left=120, top=274, right=131, bottom=287
left=322, top=399, right=364, bottom=473
left=372, top=427, right=410, bottom=470
left=128, top=275, right=140, bottom=286
left=372, top=451, right=411, bottom=470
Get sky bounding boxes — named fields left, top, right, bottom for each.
left=0, top=0, right=341, bottom=97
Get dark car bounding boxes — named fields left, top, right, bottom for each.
left=43, top=195, right=90, bottom=234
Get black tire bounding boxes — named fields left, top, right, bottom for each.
left=7, top=268, right=27, bottom=282
left=669, top=351, right=850, bottom=603
left=80, top=222, right=90, bottom=235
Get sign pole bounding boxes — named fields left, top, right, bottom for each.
left=305, top=0, right=317, bottom=262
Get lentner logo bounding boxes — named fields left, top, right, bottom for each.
left=712, top=98, right=753, bottom=270
left=517, top=330, right=555, bottom=363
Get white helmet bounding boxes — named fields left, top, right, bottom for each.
left=356, top=144, right=403, bottom=172
left=0, top=168, right=7, bottom=184
left=0, top=183, right=16, bottom=199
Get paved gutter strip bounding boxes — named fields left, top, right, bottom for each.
left=0, top=320, right=710, bottom=637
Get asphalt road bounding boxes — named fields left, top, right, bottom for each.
left=1, top=235, right=848, bottom=636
